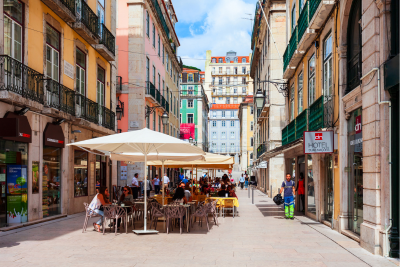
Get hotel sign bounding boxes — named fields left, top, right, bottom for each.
left=304, top=131, right=334, bottom=154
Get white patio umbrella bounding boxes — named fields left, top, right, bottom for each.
left=67, top=128, right=205, bottom=234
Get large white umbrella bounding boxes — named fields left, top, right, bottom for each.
left=68, top=128, right=205, bottom=234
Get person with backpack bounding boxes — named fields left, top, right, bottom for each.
left=280, top=173, right=296, bottom=219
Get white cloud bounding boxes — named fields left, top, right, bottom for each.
left=174, top=0, right=255, bottom=70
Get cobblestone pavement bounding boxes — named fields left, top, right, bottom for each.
left=0, top=185, right=398, bottom=267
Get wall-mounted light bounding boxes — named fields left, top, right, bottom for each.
left=15, top=107, right=30, bottom=116
left=71, top=130, right=81, bottom=134
left=53, top=118, right=65, bottom=125
left=116, top=97, right=124, bottom=120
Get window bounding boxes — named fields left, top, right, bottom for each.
left=308, top=54, right=316, bottom=105
left=218, top=58, right=223, bottom=63
left=226, top=67, right=230, bottom=74
left=166, top=53, right=169, bottom=71
left=221, top=131, right=226, bottom=138
left=212, top=111, right=216, bottom=118
left=219, top=77, right=222, bottom=85
left=97, top=0, right=105, bottom=33
left=242, top=77, right=246, bottom=84
left=212, top=58, right=216, bottom=63
left=162, top=45, right=164, bottom=64
left=212, top=143, right=216, bottom=150
left=251, top=106, right=254, bottom=114
left=179, top=113, right=182, bottom=123
left=222, top=111, right=226, bottom=118
left=219, top=67, right=222, bottom=73
left=234, top=77, right=238, bottom=85
left=242, top=67, right=246, bottom=74
left=233, top=98, right=238, bottom=104
left=291, top=4, right=296, bottom=33
left=187, top=100, right=193, bottom=108
left=146, top=11, right=149, bottom=36
left=158, top=34, right=160, bottom=56
left=231, top=120, right=234, bottom=127
left=158, top=73, right=160, bottom=90
left=290, top=84, right=295, bottom=121
left=159, top=115, right=161, bottom=132
left=226, top=77, right=230, bottom=85
left=212, top=77, right=215, bottom=85
left=218, top=97, right=222, bottom=100
left=250, top=121, right=254, bottom=131
left=226, top=98, right=230, bottom=104
left=233, top=88, right=238, bottom=93
left=298, top=71, right=303, bottom=114
left=212, top=121, right=216, bottom=127
left=323, top=34, right=333, bottom=100
left=153, top=112, right=156, bottom=130
left=212, top=97, right=216, bottom=103
left=250, top=137, right=253, bottom=147
left=153, top=65, right=156, bottom=85
left=97, top=66, right=105, bottom=124
left=152, top=23, right=155, bottom=47
left=250, top=153, right=253, bottom=160
left=46, top=25, right=60, bottom=82
left=76, top=48, right=86, bottom=97
left=188, top=86, right=193, bottom=95
left=299, top=0, right=305, bottom=13
left=231, top=111, right=234, bottom=118
left=188, top=74, right=193, bottom=82
left=242, top=87, right=246, bottom=94
left=212, top=132, right=217, bottom=139
left=74, top=150, right=88, bottom=197
left=230, top=131, right=235, bottom=138
left=242, top=58, right=246, bottom=63
left=221, top=143, right=226, bottom=150
left=187, top=114, right=194, bottom=123
left=218, top=88, right=222, bottom=95
left=222, top=121, right=226, bottom=127
left=234, top=57, right=238, bottom=63
left=234, top=67, right=238, bottom=74
left=146, top=107, right=150, bottom=128
left=162, top=80, right=165, bottom=94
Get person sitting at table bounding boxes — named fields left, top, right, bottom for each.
left=184, top=183, right=193, bottom=202
left=90, top=186, right=111, bottom=232
left=227, top=185, right=238, bottom=199
left=113, top=186, right=134, bottom=229
left=218, top=184, right=229, bottom=197
left=172, top=187, right=188, bottom=204
left=182, top=176, right=189, bottom=185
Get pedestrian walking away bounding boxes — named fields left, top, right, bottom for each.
left=239, top=174, right=245, bottom=189
left=296, top=172, right=305, bottom=212
left=153, top=174, right=160, bottom=194
left=280, top=173, right=296, bottom=219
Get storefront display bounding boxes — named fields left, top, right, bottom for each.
left=307, top=155, right=316, bottom=214
left=348, top=108, right=363, bottom=235
left=74, top=150, right=88, bottom=197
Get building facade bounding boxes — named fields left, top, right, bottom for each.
left=238, top=96, right=254, bottom=172
left=179, top=67, right=209, bottom=152
left=204, top=50, right=253, bottom=105
left=250, top=0, right=399, bottom=258
left=116, top=0, right=182, bottom=184
left=250, top=0, right=286, bottom=197
left=0, top=0, right=117, bottom=228
left=208, top=104, right=240, bottom=163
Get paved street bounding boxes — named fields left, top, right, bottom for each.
left=0, top=182, right=397, bottom=267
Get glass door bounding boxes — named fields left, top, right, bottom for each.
left=324, top=154, right=333, bottom=221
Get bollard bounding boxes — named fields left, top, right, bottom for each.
left=248, top=185, right=250, bottom=198
left=252, top=186, right=254, bottom=204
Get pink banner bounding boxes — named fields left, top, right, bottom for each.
left=180, top=123, right=195, bottom=140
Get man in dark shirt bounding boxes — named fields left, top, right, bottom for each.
left=280, top=173, right=296, bottom=219
left=218, top=184, right=229, bottom=197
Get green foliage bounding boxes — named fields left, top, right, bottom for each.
left=182, top=65, right=202, bottom=71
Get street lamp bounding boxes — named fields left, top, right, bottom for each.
left=189, top=137, right=193, bottom=143
left=161, top=111, right=169, bottom=125
left=116, top=98, right=124, bottom=120
left=255, top=88, right=264, bottom=108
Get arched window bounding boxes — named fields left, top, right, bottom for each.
left=241, top=58, right=246, bottom=63
left=234, top=57, right=238, bottom=63
left=218, top=58, right=223, bottom=63
left=212, top=58, right=216, bottom=63
left=346, top=0, right=362, bottom=94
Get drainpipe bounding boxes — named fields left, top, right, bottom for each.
left=360, top=67, right=392, bottom=257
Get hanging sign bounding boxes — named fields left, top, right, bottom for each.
left=258, top=161, right=268, bottom=168
left=304, top=131, right=334, bottom=154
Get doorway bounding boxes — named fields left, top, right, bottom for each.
left=297, top=156, right=306, bottom=213
left=324, top=154, right=333, bottom=221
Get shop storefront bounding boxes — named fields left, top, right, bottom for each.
left=42, top=123, right=64, bottom=217
left=74, top=150, right=88, bottom=197
left=347, top=108, right=363, bottom=235
left=0, top=112, right=31, bottom=227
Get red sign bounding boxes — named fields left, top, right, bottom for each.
left=315, top=133, right=323, bottom=140
left=180, top=123, right=195, bottom=140
left=355, top=115, right=362, bottom=133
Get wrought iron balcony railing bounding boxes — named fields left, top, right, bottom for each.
left=99, top=23, right=115, bottom=55
left=297, top=1, right=309, bottom=42
left=151, top=0, right=169, bottom=38
left=309, top=0, right=322, bottom=20
left=296, top=108, right=308, bottom=139
left=0, top=55, right=44, bottom=104
left=146, top=81, right=169, bottom=112
left=99, top=105, right=115, bottom=130
left=61, top=0, right=75, bottom=14
left=75, top=93, right=98, bottom=124
left=45, top=79, right=75, bottom=115
left=283, top=26, right=298, bottom=73
left=309, top=95, right=324, bottom=131
left=76, top=0, right=99, bottom=37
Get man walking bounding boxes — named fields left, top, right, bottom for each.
left=280, top=173, right=296, bottom=219
left=131, top=173, right=139, bottom=199
left=153, top=174, right=160, bottom=194
left=239, top=174, right=245, bottom=189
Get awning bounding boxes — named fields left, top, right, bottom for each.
left=258, top=138, right=303, bottom=160
left=2, top=112, right=32, bottom=143
left=43, top=123, right=65, bottom=148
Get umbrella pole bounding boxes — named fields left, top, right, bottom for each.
left=191, top=165, right=194, bottom=194
left=162, top=160, right=165, bottom=205
left=144, top=152, right=147, bottom=231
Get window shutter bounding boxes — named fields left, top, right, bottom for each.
left=182, top=73, right=187, bottom=83
left=194, top=73, right=199, bottom=82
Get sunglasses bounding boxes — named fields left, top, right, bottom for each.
left=123, top=189, right=128, bottom=192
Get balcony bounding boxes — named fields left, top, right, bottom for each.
left=99, top=105, right=116, bottom=130
left=0, top=55, right=44, bottom=106
left=73, top=0, right=100, bottom=44
left=309, top=0, right=336, bottom=30
left=296, top=109, right=308, bottom=139
left=94, top=23, right=115, bottom=61
left=309, top=96, right=324, bottom=131
left=212, top=71, right=249, bottom=76
left=45, top=79, right=75, bottom=115
left=145, top=81, right=169, bottom=112
left=151, top=0, right=169, bottom=39
left=41, top=0, right=76, bottom=23
left=257, top=143, right=266, bottom=158
left=257, top=90, right=270, bottom=124
left=75, top=93, right=98, bottom=124
left=287, top=120, right=296, bottom=143
left=297, top=1, right=317, bottom=55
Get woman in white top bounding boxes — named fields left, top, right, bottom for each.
left=90, top=187, right=111, bottom=232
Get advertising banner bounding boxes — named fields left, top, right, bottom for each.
left=7, top=165, right=27, bottom=194
left=7, top=194, right=27, bottom=224
left=304, top=131, right=334, bottom=154
left=180, top=123, right=195, bottom=140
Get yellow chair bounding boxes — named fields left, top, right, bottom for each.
left=222, top=199, right=235, bottom=218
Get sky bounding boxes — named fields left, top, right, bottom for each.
left=172, top=0, right=256, bottom=71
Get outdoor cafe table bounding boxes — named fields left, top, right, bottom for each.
left=109, top=204, right=132, bottom=234
left=163, top=203, right=193, bottom=233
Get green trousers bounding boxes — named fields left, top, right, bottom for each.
left=285, top=205, right=294, bottom=218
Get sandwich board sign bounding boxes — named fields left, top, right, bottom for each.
left=304, top=131, right=334, bottom=154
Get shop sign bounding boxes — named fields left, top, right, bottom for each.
left=2, top=113, right=32, bottom=143
left=258, top=161, right=268, bottom=168
left=304, top=131, right=334, bottom=154
left=351, top=115, right=363, bottom=152
left=43, top=123, right=65, bottom=148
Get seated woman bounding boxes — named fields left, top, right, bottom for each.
left=172, top=187, right=188, bottom=204
left=218, top=184, right=229, bottom=197
left=114, top=186, right=134, bottom=228
left=90, top=186, right=111, bottom=232
left=227, top=185, right=238, bottom=199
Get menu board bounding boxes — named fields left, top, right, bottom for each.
left=120, top=166, right=127, bottom=180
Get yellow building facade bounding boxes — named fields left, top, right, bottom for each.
left=238, top=96, right=254, bottom=173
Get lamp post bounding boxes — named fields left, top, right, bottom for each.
left=255, top=88, right=264, bottom=109
left=116, top=98, right=124, bottom=120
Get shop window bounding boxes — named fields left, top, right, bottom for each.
left=43, top=146, right=61, bottom=217
left=307, top=155, right=316, bottom=214
left=74, top=150, right=88, bottom=197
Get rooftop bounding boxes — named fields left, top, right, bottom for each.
left=210, top=104, right=240, bottom=110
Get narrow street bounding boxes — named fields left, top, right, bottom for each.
left=0, top=184, right=396, bottom=267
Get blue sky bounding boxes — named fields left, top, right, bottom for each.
left=172, top=0, right=256, bottom=71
